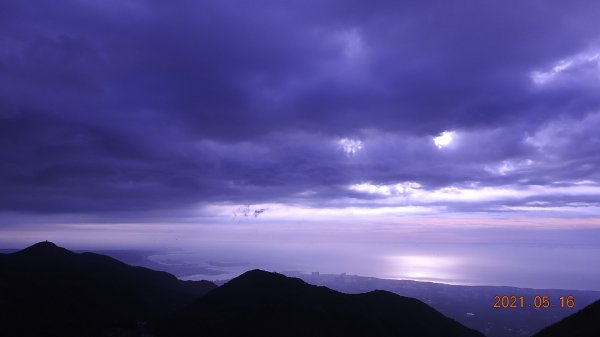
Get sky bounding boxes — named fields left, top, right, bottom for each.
left=1, top=1, right=600, bottom=287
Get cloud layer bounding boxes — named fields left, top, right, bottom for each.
left=2, top=0, right=600, bottom=223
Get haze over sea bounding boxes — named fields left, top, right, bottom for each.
left=3, top=216, right=600, bottom=291
left=143, top=228, right=600, bottom=291
left=3, top=219, right=600, bottom=291
left=148, top=244, right=598, bottom=290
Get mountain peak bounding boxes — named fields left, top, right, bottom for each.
left=30, top=240, right=59, bottom=249
left=165, top=268, right=485, bottom=337
left=14, top=241, right=74, bottom=258
left=227, top=269, right=303, bottom=288
left=239, top=269, right=283, bottom=279
left=1, top=242, right=217, bottom=337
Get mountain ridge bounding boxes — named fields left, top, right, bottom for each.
left=8, top=242, right=598, bottom=337
left=0, top=241, right=217, bottom=337
left=158, top=269, right=486, bottom=337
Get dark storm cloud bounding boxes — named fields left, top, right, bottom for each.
left=2, top=0, right=600, bottom=217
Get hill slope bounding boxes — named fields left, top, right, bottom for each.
left=284, top=272, right=600, bottom=337
left=532, top=299, right=600, bottom=337
left=158, top=269, right=485, bottom=337
left=0, top=241, right=216, bottom=337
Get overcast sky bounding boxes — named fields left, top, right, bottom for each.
left=2, top=1, right=600, bottom=250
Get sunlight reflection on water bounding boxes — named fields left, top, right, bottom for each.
left=384, top=255, right=463, bottom=283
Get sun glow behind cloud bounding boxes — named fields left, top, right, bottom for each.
left=433, top=131, right=455, bottom=149
left=338, top=138, right=363, bottom=156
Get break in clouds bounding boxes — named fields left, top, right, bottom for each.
left=1, top=0, right=600, bottom=224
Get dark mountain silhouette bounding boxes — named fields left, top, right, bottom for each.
left=157, top=269, right=485, bottom=337
left=0, top=241, right=216, bottom=337
left=16, top=242, right=598, bottom=337
left=283, top=271, right=600, bottom=337
left=532, top=299, right=600, bottom=337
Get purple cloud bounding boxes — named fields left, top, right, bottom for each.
left=1, top=0, right=600, bottom=222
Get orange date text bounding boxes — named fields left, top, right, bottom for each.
left=493, top=295, right=575, bottom=309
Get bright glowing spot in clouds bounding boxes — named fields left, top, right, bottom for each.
left=338, top=138, right=363, bottom=156
left=433, top=131, right=454, bottom=149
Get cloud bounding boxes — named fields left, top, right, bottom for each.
left=1, top=0, right=600, bottom=224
